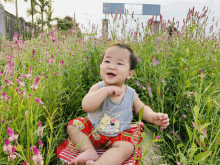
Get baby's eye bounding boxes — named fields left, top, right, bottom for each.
left=118, top=63, right=123, bottom=65
left=104, top=61, right=110, bottom=63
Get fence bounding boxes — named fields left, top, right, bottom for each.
left=0, top=4, right=36, bottom=40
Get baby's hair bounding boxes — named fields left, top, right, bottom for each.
left=101, top=42, right=137, bottom=70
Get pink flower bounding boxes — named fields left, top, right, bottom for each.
left=38, top=120, right=42, bottom=127
left=187, top=91, right=195, bottom=97
left=16, top=79, right=25, bottom=87
left=59, top=60, right=64, bottom=67
left=137, top=57, right=141, bottom=61
left=7, top=127, right=18, bottom=141
left=50, top=55, right=55, bottom=65
left=146, top=83, right=152, bottom=98
left=182, top=115, right=186, bottom=118
left=156, top=135, right=161, bottom=139
left=7, top=96, right=11, bottom=103
left=55, top=72, right=58, bottom=76
left=25, top=111, right=29, bottom=119
left=34, top=97, right=44, bottom=106
left=161, top=78, right=165, bottom=83
left=39, top=140, right=43, bottom=148
left=23, top=160, right=28, bottom=165
left=141, top=86, right=146, bottom=90
left=8, top=147, right=16, bottom=162
left=31, top=146, right=44, bottom=165
left=31, top=76, right=39, bottom=91
left=1, top=92, right=7, bottom=99
left=3, top=138, right=13, bottom=155
left=38, top=129, right=44, bottom=137
left=136, top=81, right=140, bottom=86
left=0, top=71, right=3, bottom=76
left=4, top=79, right=13, bottom=86
left=23, top=74, right=32, bottom=79
left=200, top=70, right=205, bottom=77
left=184, top=66, right=187, bottom=70
left=152, top=56, right=159, bottom=67
left=32, top=49, right=35, bottom=56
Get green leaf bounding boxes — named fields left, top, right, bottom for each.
left=186, top=47, right=189, bottom=56
left=181, top=58, right=187, bottom=64
left=185, top=122, right=193, bottom=141
left=195, top=92, right=201, bottom=106
left=140, top=132, right=148, bottom=145
left=201, top=83, right=213, bottom=96
left=177, top=143, right=184, bottom=149
left=152, top=139, right=163, bottom=142
left=194, top=151, right=212, bottom=162
left=191, top=142, right=197, bottom=156
left=122, top=133, right=134, bottom=138
left=198, top=123, right=210, bottom=137
left=193, top=105, right=199, bottom=120
left=179, top=150, right=187, bottom=165
left=157, top=85, right=160, bottom=98
left=173, top=117, right=176, bottom=124
left=138, top=107, right=144, bottom=122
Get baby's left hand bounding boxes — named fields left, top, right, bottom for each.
left=152, top=113, right=169, bottom=129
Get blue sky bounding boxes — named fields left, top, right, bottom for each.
left=1, top=0, right=220, bottom=37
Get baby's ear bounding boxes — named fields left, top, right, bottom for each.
left=127, top=70, right=135, bottom=79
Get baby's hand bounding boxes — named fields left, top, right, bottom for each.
left=152, top=113, right=169, bottom=129
left=106, top=86, right=123, bottom=97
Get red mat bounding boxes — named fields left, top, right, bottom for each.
left=56, top=124, right=144, bottom=165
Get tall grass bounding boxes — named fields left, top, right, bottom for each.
left=0, top=5, right=219, bottom=165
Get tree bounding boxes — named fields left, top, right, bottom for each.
left=45, top=0, right=54, bottom=29
left=35, top=0, right=51, bottom=30
left=57, top=16, right=82, bottom=37
left=0, top=0, right=14, bottom=3
left=24, top=0, right=36, bottom=25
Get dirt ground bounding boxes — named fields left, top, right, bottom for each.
left=140, top=131, right=165, bottom=165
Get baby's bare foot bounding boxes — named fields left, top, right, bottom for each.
left=71, top=148, right=99, bottom=165
left=86, top=160, right=101, bottom=165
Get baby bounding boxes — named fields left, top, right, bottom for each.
left=67, top=43, right=169, bottom=165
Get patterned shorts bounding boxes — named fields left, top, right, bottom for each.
left=67, top=117, right=135, bottom=149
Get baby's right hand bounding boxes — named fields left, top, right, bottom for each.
left=106, top=86, right=123, bottom=97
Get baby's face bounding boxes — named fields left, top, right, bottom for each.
left=100, top=46, right=132, bottom=87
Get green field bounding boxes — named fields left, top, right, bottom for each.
left=0, top=6, right=219, bottom=165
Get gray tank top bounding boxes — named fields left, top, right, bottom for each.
left=87, top=81, right=135, bottom=137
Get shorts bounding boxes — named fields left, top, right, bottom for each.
left=67, top=117, right=135, bottom=149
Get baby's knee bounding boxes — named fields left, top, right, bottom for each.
left=113, top=141, right=134, bottom=154
left=67, top=124, right=79, bottom=135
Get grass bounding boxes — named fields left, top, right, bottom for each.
left=0, top=5, right=219, bottom=165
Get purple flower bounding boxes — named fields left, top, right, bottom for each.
left=16, top=79, right=24, bottom=87
left=7, top=127, right=18, bottom=141
left=182, top=115, right=186, bottom=119
left=34, top=97, right=44, bottom=106
left=39, top=140, right=43, bottom=148
left=3, top=138, right=13, bottom=155
left=146, top=83, right=152, bottom=98
left=156, top=135, right=161, bottom=139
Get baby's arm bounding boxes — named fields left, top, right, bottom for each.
left=133, top=92, right=169, bottom=129
left=82, top=83, right=108, bottom=112
left=82, top=84, right=124, bottom=112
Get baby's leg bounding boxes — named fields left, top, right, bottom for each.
left=86, top=141, right=134, bottom=165
left=67, top=125, right=99, bottom=165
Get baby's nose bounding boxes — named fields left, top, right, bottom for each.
left=108, top=63, right=116, bottom=69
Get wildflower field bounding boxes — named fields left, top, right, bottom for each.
left=0, top=6, right=220, bottom=165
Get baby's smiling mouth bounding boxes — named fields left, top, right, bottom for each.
left=107, top=73, right=116, bottom=76
left=107, top=73, right=116, bottom=78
